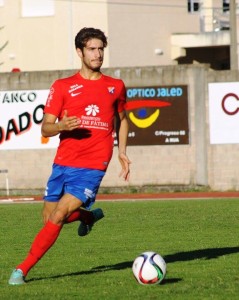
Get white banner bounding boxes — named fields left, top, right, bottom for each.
left=208, top=82, right=239, bottom=144
left=0, top=90, right=59, bottom=150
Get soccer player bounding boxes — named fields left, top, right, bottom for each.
left=9, top=27, right=131, bottom=285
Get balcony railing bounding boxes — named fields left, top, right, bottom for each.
left=200, top=7, right=231, bottom=32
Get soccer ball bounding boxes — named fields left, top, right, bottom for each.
left=132, top=251, right=166, bottom=285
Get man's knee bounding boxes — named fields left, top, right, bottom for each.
left=48, top=194, right=83, bottom=225
left=42, top=202, right=58, bottom=224
left=49, top=208, right=68, bottom=225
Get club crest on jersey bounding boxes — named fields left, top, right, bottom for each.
left=108, top=87, right=115, bottom=94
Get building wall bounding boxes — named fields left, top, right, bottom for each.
left=0, top=0, right=159, bottom=71
left=107, top=0, right=200, bottom=67
left=2, top=0, right=237, bottom=73
left=0, top=0, right=109, bottom=72
left=1, top=65, right=239, bottom=193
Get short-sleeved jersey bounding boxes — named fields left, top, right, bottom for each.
left=44, top=72, right=126, bottom=171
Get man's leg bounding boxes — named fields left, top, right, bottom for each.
left=42, top=201, right=58, bottom=224
left=9, top=194, right=83, bottom=285
left=43, top=200, right=100, bottom=225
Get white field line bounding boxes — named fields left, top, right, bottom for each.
left=0, top=196, right=238, bottom=204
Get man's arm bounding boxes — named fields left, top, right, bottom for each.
left=116, top=110, right=131, bottom=181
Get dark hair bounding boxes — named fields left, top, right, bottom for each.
left=75, top=27, right=108, bottom=50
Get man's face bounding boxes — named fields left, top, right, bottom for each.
left=77, top=38, right=104, bottom=71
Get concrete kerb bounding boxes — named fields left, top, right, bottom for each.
left=0, top=191, right=239, bottom=204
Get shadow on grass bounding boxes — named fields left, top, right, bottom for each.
left=164, top=246, right=239, bottom=262
left=27, top=246, right=239, bottom=283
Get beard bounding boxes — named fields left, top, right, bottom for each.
left=82, top=56, right=103, bottom=72
left=91, top=65, right=101, bottom=72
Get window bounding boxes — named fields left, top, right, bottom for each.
left=21, top=0, right=54, bottom=17
left=188, top=0, right=200, bottom=13
left=223, top=0, right=230, bottom=13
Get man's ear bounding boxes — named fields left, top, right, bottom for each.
left=76, top=48, right=83, bottom=58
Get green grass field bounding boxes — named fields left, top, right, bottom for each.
left=0, top=198, right=239, bottom=300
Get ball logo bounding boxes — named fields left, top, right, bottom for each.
left=125, top=100, right=171, bottom=128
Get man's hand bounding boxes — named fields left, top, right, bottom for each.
left=118, top=152, right=131, bottom=181
left=58, top=110, right=80, bottom=132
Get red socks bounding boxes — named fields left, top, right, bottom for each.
left=16, top=210, right=94, bottom=276
left=65, top=210, right=81, bottom=223
left=65, top=209, right=94, bottom=224
left=16, top=220, right=62, bottom=276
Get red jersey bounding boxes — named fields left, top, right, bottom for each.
left=44, top=73, right=126, bottom=171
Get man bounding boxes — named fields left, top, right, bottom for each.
left=9, top=27, right=131, bottom=285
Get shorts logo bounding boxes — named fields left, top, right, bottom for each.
left=44, top=186, right=48, bottom=196
left=84, top=188, right=93, bottom=199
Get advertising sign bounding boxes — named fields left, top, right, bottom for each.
left=208, top=82, right=239, bottom=144
left=125, top=85, right=189, bottom=145
left=0, top=85, right=189, bottom=150
left=0, top=89, right=59, bottom=150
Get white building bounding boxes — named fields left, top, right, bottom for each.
left=0, top=0, right=238, bottom=72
